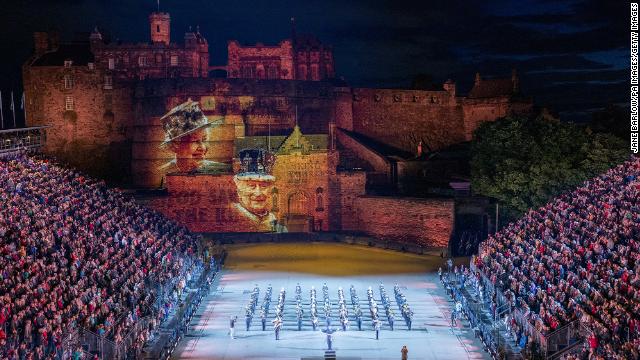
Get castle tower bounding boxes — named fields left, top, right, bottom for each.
left=89, top=27, right=102, bottom=49
left=443, top=79, right=456, bottom=98
left=33, top=32, right=49, bottom=56
left=149, top=12, right=171, bottom=45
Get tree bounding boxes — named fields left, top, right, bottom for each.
left=471, top=115, right=629, bottom=221
left=588, top=104, right=628, bottom=142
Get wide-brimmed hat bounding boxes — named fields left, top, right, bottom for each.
left=160, top=99, right=222, bottom=147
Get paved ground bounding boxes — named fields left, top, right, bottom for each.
left=172, top=243, right=489, bottom=360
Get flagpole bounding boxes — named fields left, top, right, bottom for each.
left=21, top=92, right=26, bottom=126
left=0, top=91, right=4, bottom=129
left=11, top=91, right=16, bottom=128
left=295, top=105, right=299, bottom=147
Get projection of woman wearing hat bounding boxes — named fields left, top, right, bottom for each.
left=231, top=149, right=287, bottom=232
left=158, top=99, right=230, bottom=174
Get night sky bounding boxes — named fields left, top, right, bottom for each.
left=0, top=0, right=629, bottom=127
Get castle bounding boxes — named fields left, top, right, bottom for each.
left=22, top=11, right=532, bottom=246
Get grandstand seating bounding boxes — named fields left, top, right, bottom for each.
left=476, top=157, right=640, bottom=359
left=0, top=154, right=204, bottom=359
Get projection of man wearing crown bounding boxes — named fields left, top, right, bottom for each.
left=231, top=149, right=287, bottom=233
left=158, top=99, right=230, bottom=174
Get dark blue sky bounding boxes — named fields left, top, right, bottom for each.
left=0, top=0, right=629, bottom=126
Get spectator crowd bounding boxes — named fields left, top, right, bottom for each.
left=477, top=157, right=640, bottom=359
left=0, top=154, right=202, bottom=359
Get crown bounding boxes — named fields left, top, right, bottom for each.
left=236, top=148, right=276, bottom=181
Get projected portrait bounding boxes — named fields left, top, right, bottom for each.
left=231, top=149, right=286, bottom=232
left=158, top=99, right=230, bottom=174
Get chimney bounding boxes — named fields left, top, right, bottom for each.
left=90, top=26, right=103, bottom=49
left=474, top=72, right=481, bottom=86
left=48, top=30, right=60, bottom=50
left=184, top=27, right=196, bottom=47
left=443, top=79, right=456, bottom=97
left=33, top=32, right=49, bottom=56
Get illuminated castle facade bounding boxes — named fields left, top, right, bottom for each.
left=21, top=10, right=531, bottom=245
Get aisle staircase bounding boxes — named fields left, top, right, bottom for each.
left=447, top=277, right=524, bottom=359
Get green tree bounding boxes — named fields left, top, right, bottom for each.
left=588, top=104, right=628, bottom=142
left=471, top=115, right=629, bottom=221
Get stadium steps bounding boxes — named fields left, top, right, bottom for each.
left=547, top=339, right=585, bottom=360
left=459, top=285, right=524, bottom=359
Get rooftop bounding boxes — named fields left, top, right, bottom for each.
left=31, top=42, right=94, bottom=66
left=467, top=74, right=517, bottom=99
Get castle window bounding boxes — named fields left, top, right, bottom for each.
left=241, top=65, right=255, bottom=78
left=315, top=187, right=324, bottom=212
left=297, top=65, right=307, bottom=80
left=108, top=58, right=115, bottom=70
left=155, top=53, right=163, bottom=64
left=157, top=25, right=160, bottom=33
left=64, top=75, right=74, bottom=90
left=64, top=95, right=74, bottom=111
left=88, top=62, right=95, bottom=70
left=105, top=94, right=113, bottom=111
left=138, top=56, right=147, bottom=67
left=104, top=75, right=113, bottom=90
left=267, top=65, right=278, bottom=79
left=170, top=55, right=179, bottom=66
left=311, top=64, right=319, bottom=81
left=64, top=60, right=73, bottom=68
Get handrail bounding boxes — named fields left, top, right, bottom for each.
left=547, top=318, right=579, bottom=337
left=547, top=338, right=585, bottom=360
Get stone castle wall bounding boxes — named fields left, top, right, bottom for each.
left=149, top=151, right=352, bottom=233
left=21, top=11, right=516, bottom=247
left=329, top=171, right=367, bottom=231
left=25, top=71, right=525, bottom=186
left=353, top=196, right=454, bottom=247
left=227, top=40, right=295, bottom=80
left=22, top=64, right=133, bottom=182
left=351, top=88, right=466, bottom=154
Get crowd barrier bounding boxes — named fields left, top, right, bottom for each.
left=0, top=126, right=48, bottom=156
left=144, top=258, right=217, bottom=360
left=471, top=260, right=583, bottom=358
left=442, top=272, right=500, bottom=358
left=49, top=252, right=213, bottom=360
left=206, top=231, right=445, bottom=256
